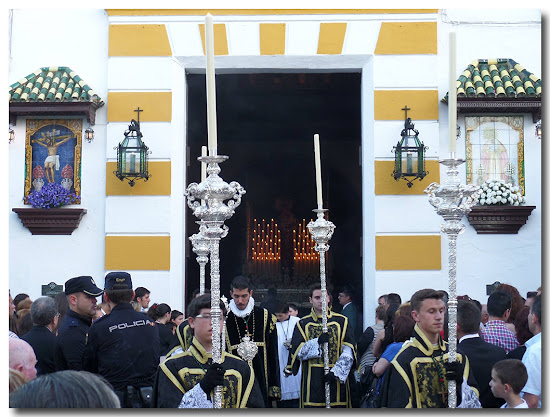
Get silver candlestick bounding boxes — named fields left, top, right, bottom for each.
left=424, top=158, right=481, bottom=408
left=189, top=221, right=210, bottom=295
left=307, top=208, right=336, bottom=408
left=186, top=154, right=245, bottom=408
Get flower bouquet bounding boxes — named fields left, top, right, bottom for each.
left=474, top=180, right=525, bottom=206
left=26, top=182, right=80, bottom=209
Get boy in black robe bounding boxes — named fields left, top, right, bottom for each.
left=154, top=294, right=264, bottom=408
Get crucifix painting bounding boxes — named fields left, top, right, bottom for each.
left=24, top=119, right=82, bottom=201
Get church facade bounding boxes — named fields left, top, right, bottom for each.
left=8, top=9, right=541, bottom=325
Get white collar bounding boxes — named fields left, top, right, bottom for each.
left=229, top=296, right=255, bottom=317
left=342, top=302, right=351, bottom=310
left=459, top=333, right=480, bottom=343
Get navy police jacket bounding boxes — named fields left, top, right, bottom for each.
left=83, top=303, right=160, bottom=390
left=55, top=308, right=93, bottom=371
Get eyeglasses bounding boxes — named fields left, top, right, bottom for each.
left=195, top=313, right=225, bottom=320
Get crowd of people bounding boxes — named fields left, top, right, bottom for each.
left=8, top=274, right=541, bottom=409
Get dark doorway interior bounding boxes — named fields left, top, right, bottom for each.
left=186, top=72, right=362, bottom=317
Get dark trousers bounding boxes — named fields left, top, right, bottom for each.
left=276, top=398, right=299, bottom=408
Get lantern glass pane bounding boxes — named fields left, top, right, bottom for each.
left=123, top=149, right=141, bottom=174
left=401, top=151, right=418, bottom=175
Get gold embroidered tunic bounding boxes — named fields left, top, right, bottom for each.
left=285, top=308, right=356, bottom=408
left=154, top=337, right=264, bottom=408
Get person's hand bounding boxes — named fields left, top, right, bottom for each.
left=445, top=361, right=464, bottom=383
left=317, top=332, right=330, bottom=345
left=200, top=363, right=225, bottom=394
left=322, top=371, right=338, bottom=384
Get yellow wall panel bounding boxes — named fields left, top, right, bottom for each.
left=199, top=24, right=229, bottom=55
left=317, top=23, right=347, bottom=55
left=375, top=160, right=440, bottom=195
left=375, top=22, right=437, bottom=55
left=376, top=235, right=441, bottom=270
left=374, top=90, right=438, bottom=120
left=109, top=24, right=171, bottom=56
left=260, top=23, right=286, bottom=55
left=107, top=92, right=172, bottom=122
left=105, top=236, right=170, bottom=270
left=106, top=161, right=171, bottom=196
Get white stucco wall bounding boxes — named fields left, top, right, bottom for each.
left=8, top=9, right=109, bottom=300
left=8, top=9, right=542, bottom=323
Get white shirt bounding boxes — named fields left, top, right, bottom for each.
left=521, top=332, right=541, bottom=408
left=501, top=399, right=529, bottom=408
left=276, top=316, right=301, bottom=401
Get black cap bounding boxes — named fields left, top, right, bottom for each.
left=65, top=276, right=103, bottom=297
left=104, top=271, right=133, bottom=291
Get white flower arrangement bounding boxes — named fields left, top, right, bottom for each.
left=475, top=180, right=525, bottom=206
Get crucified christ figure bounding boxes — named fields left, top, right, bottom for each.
left=31, top=130, right=73, bottom=183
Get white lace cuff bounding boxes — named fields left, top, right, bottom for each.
left=297, top=338, right=322, bottom=361
left=457, top=377, right=482, bottom=409
left=331, top=345, right=354, bottom=383
left=177, top=384, right=213, bottom=409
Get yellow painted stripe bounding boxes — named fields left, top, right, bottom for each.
left=199, top=23, right=229, bottom=55
left=375, top=22, right=437, bottom=55
left=105, top=236, right=170, bottom=270
left=109, top=24, right=171, bottom=56
left=375, top=160, right=440, bottom=195
left=106, top=161, right=171, bottom=196
left=317, top=23, right=347, bottom=55
left=107, top=9, right=439, bottom=16
left=376, top=235, right=441, bottom=270
left=260, top=23, right=286, bottom=55
left=374, top=90, right=438, bottom=120
left=107, top=92, right=172, bottom=122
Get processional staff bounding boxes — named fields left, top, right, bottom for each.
left=424, top=31, right=481, bottom=408
left=185, top=13, right=246, bottom=408
left=308, top=133, right=336, bottom=408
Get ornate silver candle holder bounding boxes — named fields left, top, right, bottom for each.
left=185, top=155, right=245, bottom=408
left=189, top=221, right=211, bottom=295
left=307, top=208, right=336, bottom=408
left=424, top=158, right=481, bottom=408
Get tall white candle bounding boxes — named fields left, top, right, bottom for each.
left=201, top=145, right=207, bottom=206
left=205, top=13, right=217, bottom=156
left=313, top=134, right=323, bottom=209
left=201, top=145, right=207, bottom=182
left=449, top=30, right=457, bottom=155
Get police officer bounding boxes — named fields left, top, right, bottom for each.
left=83, top=271, right=160, bottom=408
left=55, top=275, right=103, bottom=371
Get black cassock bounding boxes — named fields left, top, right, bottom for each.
left=154, top=337, right=264, bottom=408
left=166, top=318, right=193, bottom=358
left=380, top=324, right=479, bottom=408
left=225, top=305, right=281, bottom=406
left=286, top=308, right=356, bottom=408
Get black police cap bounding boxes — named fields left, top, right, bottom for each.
left=65, top=276, right=103, bottom=296
left=104, top=271, right=133, bottom=290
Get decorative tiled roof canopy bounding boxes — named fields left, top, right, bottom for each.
left=442, top=59, right=541, bottom=121
left=9, top=66, right=104, bottom=125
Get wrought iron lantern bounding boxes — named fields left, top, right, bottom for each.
left=392, top=105, right=428, bottom=188
left=9, top=125, right=15, bottom=143
left=114, top=107, right=151, bottom=187
left=535, top=120, right=541, bottom=139
left=84, top=126, right=95, bottom=143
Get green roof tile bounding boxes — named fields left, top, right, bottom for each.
left=442, top=59, right=541, bottom=103
left=9, top=66, right=103, bottom=105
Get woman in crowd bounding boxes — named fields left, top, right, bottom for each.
left=507, top=306, right=534, bottom=360
left=147, top=303, right=173, bottom=358
left=496, top=283, right=524, bottom=334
